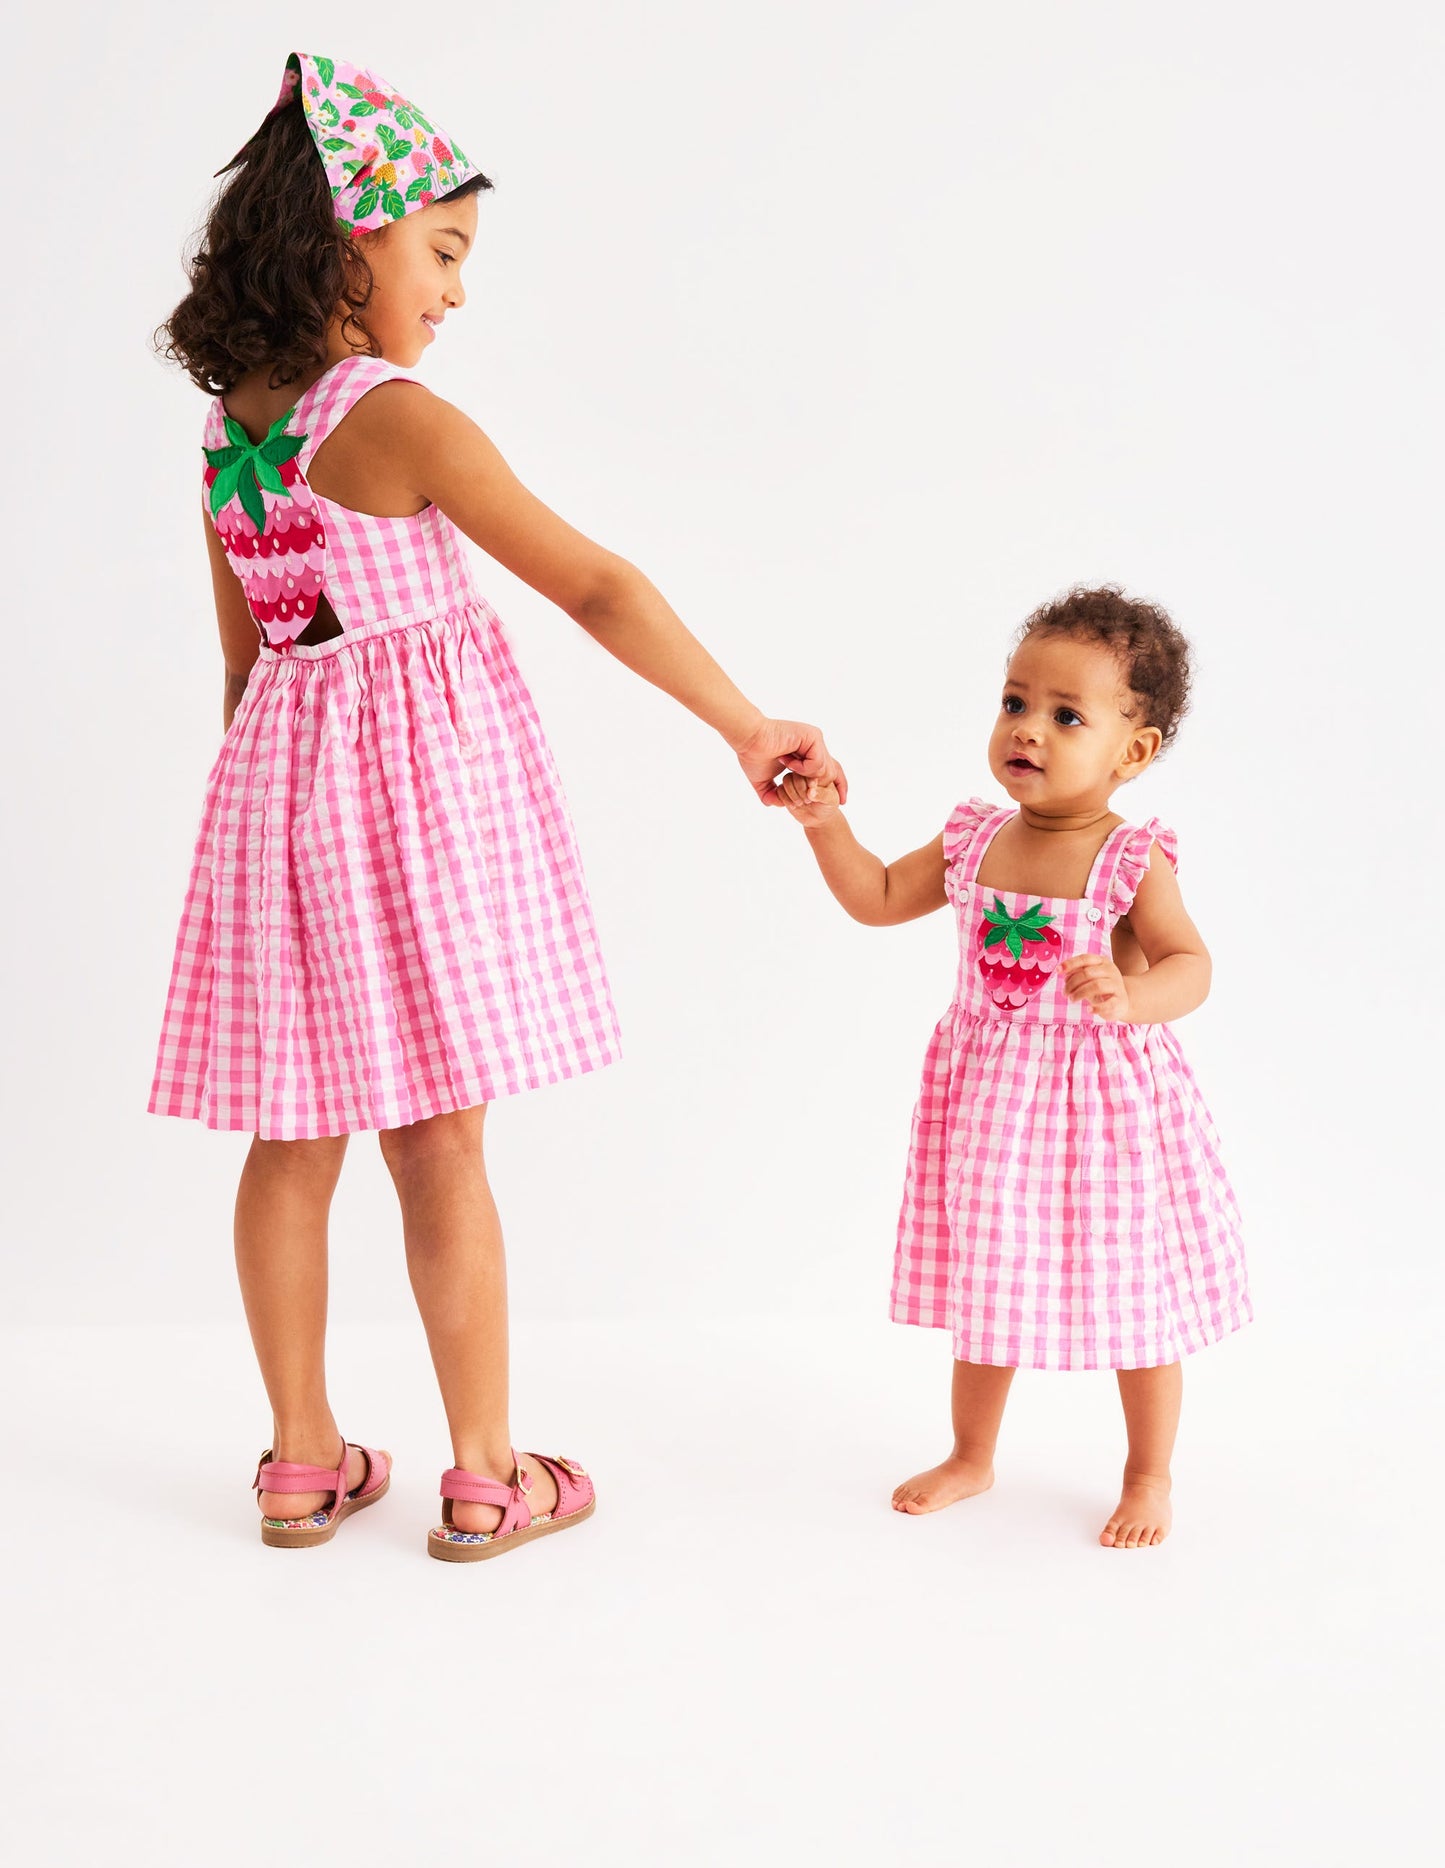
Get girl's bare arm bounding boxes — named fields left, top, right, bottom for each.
left=799, top=815, right=948, bottom=927
left=204, top=504, right=260, bottom=730
left=1064, top=845, right=1211, bottom=1023
left=389, top=387, right=763, bottom=750
left=1112, top=848, right=1211, bottom=1021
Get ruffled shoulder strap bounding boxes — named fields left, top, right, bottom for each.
left=943, top=796, right=1012, bottom=881
left=1093, top=815, right=1179, bottom=917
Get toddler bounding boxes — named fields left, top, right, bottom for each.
left=779, top=585, right=1250, bottom=1547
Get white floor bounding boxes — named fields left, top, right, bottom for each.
left=3, top=1310, right=1434, bottom=1865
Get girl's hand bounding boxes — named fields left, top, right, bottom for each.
left=1062, top=952, right=1132, bottom=1021
left=776, top=771, right=843, bottom=825
left=732, top=716, right=849, bottom=809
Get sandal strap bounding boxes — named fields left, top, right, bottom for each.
left=522, top=1451, right=593, bottom=1518
left=350, top=1445, right=387, bottom=1500
left=439, top=1452, right=534, bottom=1535
left=439, top=1466, right=519, bottom=1507
left=253, top=1443, right=348, bottom=1498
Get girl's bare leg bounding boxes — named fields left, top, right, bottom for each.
left=892, top=1358, right=1016, bottom=1513
left=234, top=1134, right=368, bottom=1520
left=1099, top=1361, right=1181, bottom=1548
left=378, top=1104, right=558, bottom=1534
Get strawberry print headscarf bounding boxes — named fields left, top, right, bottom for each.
left=214, top=51, right=481, bottom=238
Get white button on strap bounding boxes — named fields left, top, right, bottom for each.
left=1085, top=906, right=1102, bottom=922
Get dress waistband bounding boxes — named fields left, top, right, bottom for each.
left=254, top=597, right=488, bottom=663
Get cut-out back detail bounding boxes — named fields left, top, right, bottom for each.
left=295, top=589, right=345, bottom=646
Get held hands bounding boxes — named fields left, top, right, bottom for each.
left=733, top=717, right=848, bottom=810
left=775, top=770, right=843, bottom=826
left=1061, top=952, right=1132, bottom=1021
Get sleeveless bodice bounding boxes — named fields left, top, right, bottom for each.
left=944, top=799, right=1179, bottom=1025
left=201, top=354, right=478, bottom=655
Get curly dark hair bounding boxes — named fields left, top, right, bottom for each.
left=153, top=97, right=493, bottom=396
left=1012, top=583, right=1194, bottom=755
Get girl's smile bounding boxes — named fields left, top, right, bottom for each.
left=354, top=195, right=476, bottom=366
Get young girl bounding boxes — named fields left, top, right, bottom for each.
left=778, top=586, right=1250, bottom=1548
left=147, top=50, right=841, bottom=1561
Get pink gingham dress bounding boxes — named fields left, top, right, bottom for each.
left=147, top=354, right=622, bottom=1139
left=890, top=797, right=1250, bottom=1370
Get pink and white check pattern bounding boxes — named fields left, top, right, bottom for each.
left=148, top=355, right=622, bottom=1138
left=890, top=797, right=1250, bottom=1370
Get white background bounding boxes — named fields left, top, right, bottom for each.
left=3, top=3, right=1439, bottom=1862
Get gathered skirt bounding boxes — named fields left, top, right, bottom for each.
left=147, top=598, right=622, bottom=1138
left=890, top=1006, right=1251, bottom=1370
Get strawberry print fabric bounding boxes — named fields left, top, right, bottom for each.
left=890, top=797, right=1250, bottom=1370
left=215, top=51, right=481, bottom=238
left=148, top=354, right=622, bottom=1138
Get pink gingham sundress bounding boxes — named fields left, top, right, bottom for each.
left=890, top=796, right=1250, bottom=1370
left=147, top=353, right=622, bottom=1139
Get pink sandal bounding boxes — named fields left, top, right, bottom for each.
left=427, top=1451, right=595, bottom=1562
left=253, top=1441, right=392, bottom=1548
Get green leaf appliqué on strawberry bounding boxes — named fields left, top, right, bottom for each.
left=976, top=896, right=1062, bottom=1009
left=204, top=409, right=306, bottom=532
left=202, top=408, right=327, bottom=654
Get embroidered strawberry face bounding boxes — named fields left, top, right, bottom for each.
left=976, top=896, right=1062, bottom=1009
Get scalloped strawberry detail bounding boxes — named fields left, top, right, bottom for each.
left=202, top=409, right=329, bottom=654
left=976, top=896, right=1062, bottom=1010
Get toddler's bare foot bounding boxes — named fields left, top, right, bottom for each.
left=1099, top=1474, right=1172, bottom=1548
left=892, top=1454, right=995, bottom=1514
left=449, top=1454, right=561, bottom=1536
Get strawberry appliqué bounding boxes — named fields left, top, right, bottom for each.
left=203, top=410, right=329, bottom=653
left=976, top=896, right=1062, bottom=1009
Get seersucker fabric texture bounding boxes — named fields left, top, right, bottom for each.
left=148, top=353, right=622, bottom=1139
left=890, top=797, right=1250, bottom=1371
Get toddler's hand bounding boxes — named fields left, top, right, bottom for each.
left=776, top=771, right=843, bottom=825
left=1062, top=952, right=1131, bottom=1021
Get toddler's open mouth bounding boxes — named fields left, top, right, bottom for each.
left=1007, top=757, right=1042, bottom=775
